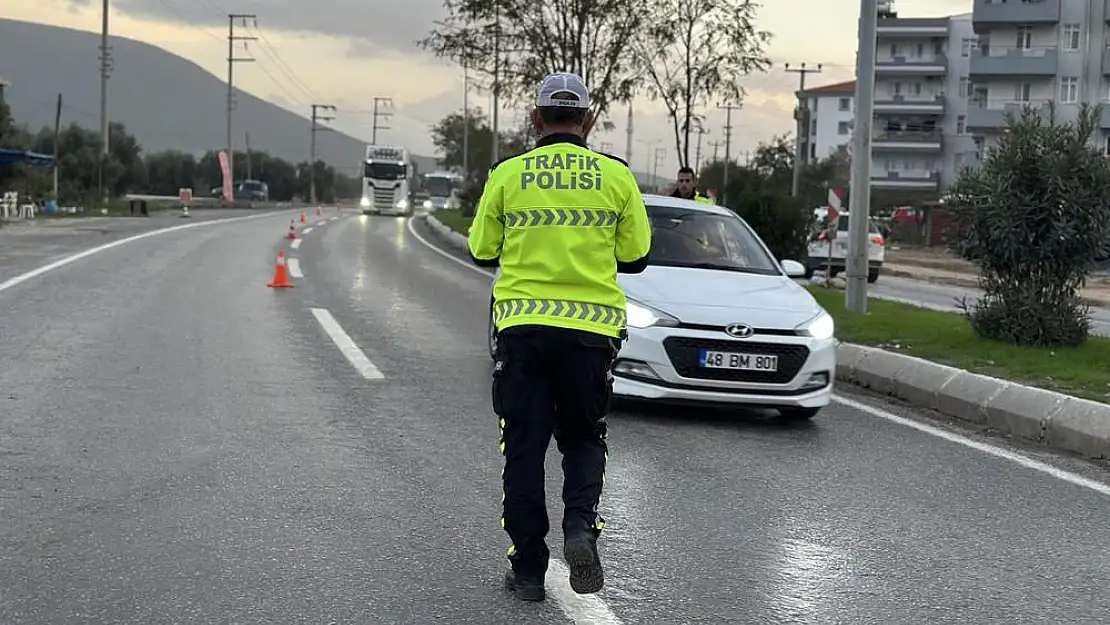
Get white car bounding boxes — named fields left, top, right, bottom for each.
left=806, top=211, right=885, bottom=283
left=486, top=195, right=836, bottom=420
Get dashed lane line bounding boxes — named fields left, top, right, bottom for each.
left=403, top=216, right=1110, bottom=500
left=309, top=307, right=384, bottom=379
left=287, top=258, right=304, bottom=278
left=302, top=227, right=314, bottom=235
left=290, top=238, right=302, bottom=249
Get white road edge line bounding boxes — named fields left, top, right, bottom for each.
left=405, top=218, right=624, bottom=624
left=287, top=258, right=304, bottom=278
left=316, top=221, right=326, bottom=226
left=0, top=210, right=289, bottom=296
left=309, top=307, right=384, bottom=380
left=405, top=217, right=1110, bottom=499
left=290, top=238, right=302, bottom=249
left=303, top=227, right=315, bottom=235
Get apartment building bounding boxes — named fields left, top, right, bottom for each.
left=793, top=6, right=977, bottom=200
left=967, top=0, right=1110, bottom=155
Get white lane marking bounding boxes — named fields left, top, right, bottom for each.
left=290, top=238, right=302, bottom=249
left=316, top=221, right=326, bottom=226
left=0, top=210, right=289, bottom=296
left=303, top=227, right=314, bottom=235
left=407, top=217, right=1110, bottom=499
left=330, top=216, right=339, bottom=221
left=834, top=394, right=1110, bottom=498
left=406, top=216, right=625, bottom=623
left=310, top=308, right=384, bottom=379
left=287, top=258, right=304, bottom=278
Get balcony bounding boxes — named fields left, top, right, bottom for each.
left=872, top=130, right=943, bottom=152
left=1100, top=106, right=1110, bottom=129
left=973, top=0, right=1060, bottom=33
left=966, top=99, right=1052, bottom=132
left=873, top=94, right=945, bottom=115
left=969, top=46, right=1058, bottom=76
left=871, top=171, right=941, bottom=191
left=876, top=17, right=949, bottom=36
left=876, top=53, right=947, bottom=76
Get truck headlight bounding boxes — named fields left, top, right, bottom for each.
left=396, top=198, right=408, bottom=209
left=359, top=197, right=370, bottom=207
left=626, top=299, right=679, bottom=329
left=797, top=310, right=834, bottom=340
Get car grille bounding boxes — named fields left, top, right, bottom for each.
left=662, top=337, right=809, bottom=384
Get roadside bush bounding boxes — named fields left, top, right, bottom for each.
left=946, top=103, right=1110, bottom=347
left=731, top=188, right=811, bottom=262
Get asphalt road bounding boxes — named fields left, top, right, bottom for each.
left=868, top=274, right=1110, bottom=336
left=2, top=208, right=1110, bottom=623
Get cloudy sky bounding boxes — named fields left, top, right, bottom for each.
left=8, top=0, right=970, bottom=173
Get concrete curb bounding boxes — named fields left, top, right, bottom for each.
left=423, top=215, right=1110, bottom=461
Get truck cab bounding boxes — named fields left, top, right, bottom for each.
left=360, top=145, right=411, bottom=216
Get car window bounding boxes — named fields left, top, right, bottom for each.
left=836, top=215, right=881, bottom=234
left=646, top=205, right=781, bottom=275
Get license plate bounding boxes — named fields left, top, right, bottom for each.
left=698, top=350, right=778, bottom=372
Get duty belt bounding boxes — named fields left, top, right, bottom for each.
left=500, top=208, right=620, bottom=228
left=493, top=298, right=627, bottom=328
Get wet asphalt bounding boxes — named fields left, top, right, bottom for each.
left=1, top=208, right=1110, bottom=624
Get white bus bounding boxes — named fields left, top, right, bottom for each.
left=360, top=145, right=411, bottom=216
left=420, top=171, right=464, bottom=211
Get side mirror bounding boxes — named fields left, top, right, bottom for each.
left=780, top=259, right=806, bottom=277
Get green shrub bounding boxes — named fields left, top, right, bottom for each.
left=730, top=188, right=812, bottom=262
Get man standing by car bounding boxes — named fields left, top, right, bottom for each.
left=670, top=166, right=715, bottom=204
left=467, top=72, right=653, bottom=603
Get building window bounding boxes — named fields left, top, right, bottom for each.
left=1060, top=77, right=1079, bottom=103
left=957, top=115, right=966, bottom=134
left=1016, top=25, right=1032, bottom=49
left=958, top=77, right=969, bottom=97
left=1016, top=82, right=1031, bottom=102
left=890, top=43, right=899, bottom=57
left=912, top=82, right=922, bottom=95
left=1063, top=24, right=1081, bottom=51
left=916, top=43, right=925, bottom=58
left=961, top=37, right=976, bottom=57
left=838, top=122, right=850, bottom=135
left=839, top=97, right=850, bottom=111
left=810, top=144, right=816, bottom=160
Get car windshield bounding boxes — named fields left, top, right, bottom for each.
left=646, top=205, right=781, bottom=275
left=364, top=162, right=406, bottom=180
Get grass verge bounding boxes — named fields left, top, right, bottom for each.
left=433, top=208, right=472, bottom=234
left=808, top=286, right=1110, bottom=403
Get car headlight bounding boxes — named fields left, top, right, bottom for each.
left=359, top=197, right=370, bottom=207
left=626, top=299, right=679, bottom=329
left=797, top=310, right=834, bottom=340
left=423, top=199, right=433, bottom=209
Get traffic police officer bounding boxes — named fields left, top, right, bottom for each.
left=671, top=166, right=715, bottom=204
left=468, top=72, right=653, bottom=602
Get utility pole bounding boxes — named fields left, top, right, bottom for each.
left=310, top=103, right=336, bottom=205
left=98, top=0, right=111, bottom=203
left=625, top=104, right=634, bottom=163
left=462, top=64, right=470, bottom=177
left=785, top=62, right=823, bottom=197
left=717, top=103, right=741, bottom=206
left=371, top=97, right=392, bottom=144
left=0, top=76, right=9, bottom=104
left=53, top=93, right=62, bottom=200
left=245, top=131, right=252, bottom=180
left=652, top=147, right=666, bottom=192
left=695, top=125, right=708, bottom=173
left=491, top=6, right=501, bottom=163
left=227, top=13, right=256, bottom=187
left=846, top=0, right=878, bottom=312
left=708, top=140, right=722, bottom=163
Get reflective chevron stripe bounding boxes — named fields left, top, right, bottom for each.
left=493, top=299, right=627, bottom=328
left=502, top=208, right=620, bottom=228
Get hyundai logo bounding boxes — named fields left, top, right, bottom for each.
left=724, top=323, right=754, bottom=338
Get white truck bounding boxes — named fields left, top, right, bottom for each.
left=360, top=145, right=411, bottom=216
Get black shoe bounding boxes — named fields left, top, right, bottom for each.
left=563, top=533, right=604, bottom=594
left=503, top=569, right=545, bottom=602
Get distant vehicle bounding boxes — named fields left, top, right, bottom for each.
left=210, top=179, right=268, bottom=202
left=359, top=145, right=411, bottom=216
left=420, top=171, right=464, bottom=211
left=486, top=194, right=836, bottom=421
left=806, top=211, right=886, bottom=283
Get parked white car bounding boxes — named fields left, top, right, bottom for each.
left=806, top=211, right=886, bottom=282
left=486, top=195, right=836, bottom=420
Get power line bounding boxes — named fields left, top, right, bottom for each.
left=371, top=97, right=392, bottom=143
left=310, top=103, right=336, bottom=204
left=227, top=13, right=257, bottom=184
left=785, top=62, right=823, bottom=197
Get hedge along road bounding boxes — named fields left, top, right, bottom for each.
left=2, top=205, right=1110, bottom=623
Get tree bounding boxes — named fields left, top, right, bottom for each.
left=431, top=107, right=529, bottom=182
left=638, top=0, right=771, bottom=166
left=947, top=103, right=1110, bottom=347
left=732, top=188, right=811, bottom=262
left=419, top=0, right=645, bottom=131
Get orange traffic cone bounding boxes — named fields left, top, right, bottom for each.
left=300, top=210, right=307, bottom=223
left=267, top=251, right=295, bottom=288
left=287, top=221, right=297, bottom=240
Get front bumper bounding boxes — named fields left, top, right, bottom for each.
left=612, top=325, right=835, bottom=409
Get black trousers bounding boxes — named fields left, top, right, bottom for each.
left=492, top=324, right=619, bottom=577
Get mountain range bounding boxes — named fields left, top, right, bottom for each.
left=0, top=18, right=440, bottom=175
